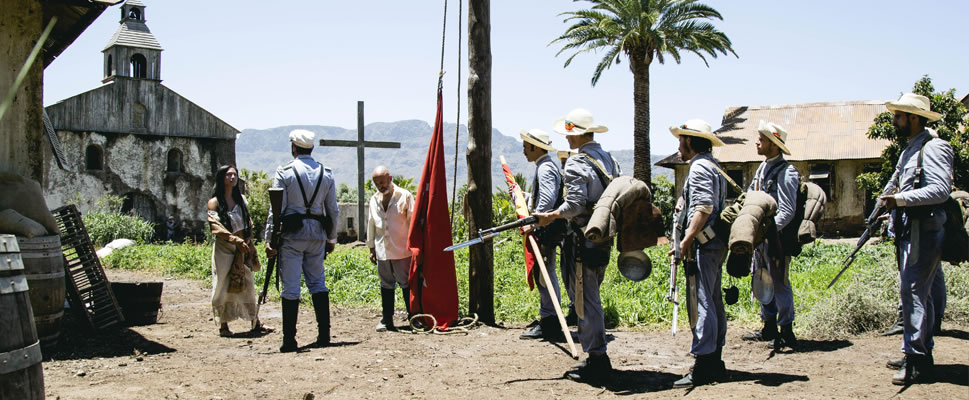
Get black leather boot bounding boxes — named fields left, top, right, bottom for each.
left=882, top=312, right=904, bottom=336
left=377, top=288, right=396, bottom=332
left=674, top=353, right=717, bottom=388
left=540, top=315, right=566, bottom=342
left=892, top=353, right=933, bottom=385
left=402, top=287, right=412, bottom=320
left=565, top=353, right=612, bottom=384
left=279, top=298, right=299, bottom=353
left=743, top=319, right=777, bottom=342
left=773, top=323, right=797, bottom=350
left=311, top=292, right=330, bottom=347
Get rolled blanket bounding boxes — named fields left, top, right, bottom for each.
left=584, top=176, right=652, bottom=243
left=728, top=191, right=777, bottom=254
left=798, top=182, right=827, bottom=244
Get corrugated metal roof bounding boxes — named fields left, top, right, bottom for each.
left=103, top=20, right=163, bottom=51
left=658, top=100, right=891, bottom=165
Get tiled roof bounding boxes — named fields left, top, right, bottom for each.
left=125, top=0, right=146, bottom=7
left=657, top=100, right=891, bottom=166
left=103, top=20, right=162, bottom=51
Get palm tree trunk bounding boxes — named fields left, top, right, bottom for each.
left=467, top=0, right=495, bottom=325
left=631, top=58, right=651, bottom=186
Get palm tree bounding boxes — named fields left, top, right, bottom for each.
left=553, top=0, right=736, bottom=184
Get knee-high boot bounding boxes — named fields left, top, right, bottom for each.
left=280, top=298, right=299, bottom=353
left=379, top=288, right=397, bottom=331
left=402, top=287, right=412, bottom=319
left=311, top=292, right=330, bottom=347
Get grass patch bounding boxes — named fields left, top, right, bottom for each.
left=102, top=237, right=969, bottom=337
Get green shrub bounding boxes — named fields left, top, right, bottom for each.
left=240, top=169, right=271, bottom=241
left=83, top=212, right=155, bottom=248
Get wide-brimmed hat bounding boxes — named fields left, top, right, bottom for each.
left=757, top=120, right=791, bottom=155
left=553, top=108, right=609, bottom=136
left=556, top=150, right=576, bottom=161
left=669, top=119, right=724, bottom=147
left=886, top=93, right=941, bottom=122
left=289, top=129, right=315, bottom=149
left=519, top=128, right=556, bottom=152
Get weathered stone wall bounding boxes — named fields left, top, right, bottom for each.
left=0, top=0, right=51, bottom=182
left=44, top=129, right=235, bottom=239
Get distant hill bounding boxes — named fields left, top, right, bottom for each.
left=235, top=121, right=673, bottom=193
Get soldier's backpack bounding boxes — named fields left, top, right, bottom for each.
left=760, top=161, right=826, bottom=257
left=912, top=139, right=969, bottom=265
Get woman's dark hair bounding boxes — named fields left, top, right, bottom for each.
left=687, top=136, right=713, bottom=154
left=213, top=165, right=252, bottom=238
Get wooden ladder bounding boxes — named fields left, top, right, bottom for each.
left=52, top=205, right=125, bottom=330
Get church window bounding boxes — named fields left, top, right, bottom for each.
left=106, top=55, right=113, bottom=77
left=132, top=103, right=147, bottom=129
left=127, top=8, right=141, bottom=20
left=86, top=144, right=103, bottom=171
left=130, top=54, right=147, bottom=78
left=167, top=149, right=183, bottom=173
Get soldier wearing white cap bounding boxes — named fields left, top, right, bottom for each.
left=742, top=120, right=801, bottom=350
left=668, top=119, right=728, bottom=388
left=879, top=93, right=952, bottom=385
left=265, top=129, right=340, bottom=352
left=518, top=129, right=570, bottom=342
left=535, top=108, right=620, bottom=384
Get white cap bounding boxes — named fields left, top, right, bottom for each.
left=289, top=129, right=315, bottom=149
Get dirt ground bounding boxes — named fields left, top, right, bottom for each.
left=41, top=269, right=968, bottom=399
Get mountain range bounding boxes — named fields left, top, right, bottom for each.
left=235, top=120, right=673, bottom=193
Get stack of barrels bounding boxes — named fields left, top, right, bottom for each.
left=0, top=234, right=45, bottom=399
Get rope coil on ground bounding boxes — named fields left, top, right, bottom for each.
left=408, top=313, right=480, bottom=335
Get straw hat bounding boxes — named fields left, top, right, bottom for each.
left=556, top=150, right=576, bottom=161
left=289, top=129, right=315, bottom=149
left=669, top=119, right=724, bottom=147
left=552, top=108, right=609, bottom=136
left=886, top=93, right=941, bottom=121
left=757, top=120, right=791, bottom=155
left=519, top=129, right=556, bottom=152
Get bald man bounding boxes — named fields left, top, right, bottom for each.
left=367, top=166, right=415, bottom=332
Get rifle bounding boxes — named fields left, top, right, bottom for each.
left=443, top=215, right=538, bottom=252
left=259, top=188, right=284, bottom=304
left=667, top=235, right=680, bottom=337
left=826, top=189, right=895, bottom=289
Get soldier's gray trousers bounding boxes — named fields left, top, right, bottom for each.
left=574, top=239, right=610, bottom=355
left=560, top=234, right=577, bottom=309
left=896, top=218, right=944, bottom=356
left=691, top=240, right=728, bottom=356
left=279, top=238, right=328, bottom=300
left=535, top=240, right=561, bottom=318
left=753, top=243, right=794, bottom=325
left=895, top=267, right=946, bottom=328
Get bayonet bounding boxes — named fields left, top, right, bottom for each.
left=444, top=215, right=538, bottom=252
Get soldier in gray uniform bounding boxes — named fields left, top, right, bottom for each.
left=668, top=120, right=728, bottom=388
left=535, top=108, right=619, bottom=383
left=878, top=93, right=952, bottom=385
left=742, top=121, right=801, bottom=350
left=265, top=129, right=340, bottom=353
left=519, top=129, right=567, bottom=342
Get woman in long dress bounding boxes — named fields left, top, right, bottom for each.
left=207, top=165, right=269, bottom=337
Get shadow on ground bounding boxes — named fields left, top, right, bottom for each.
left=46, top=314, right=176, bottom=361
left=791, top=339, right=853, bottom=353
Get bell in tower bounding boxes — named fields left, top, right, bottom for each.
left=102, top=0, right=163, bottom=83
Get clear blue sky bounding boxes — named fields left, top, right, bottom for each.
left=44, top=0, right=968, bottom=156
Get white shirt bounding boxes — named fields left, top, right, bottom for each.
left=366, top=184, right=415, bottom=260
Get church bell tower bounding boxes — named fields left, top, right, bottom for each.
left=102, top=0, right=163, bottom=83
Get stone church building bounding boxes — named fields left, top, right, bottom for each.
left=45, top=0, right=238, bottom=240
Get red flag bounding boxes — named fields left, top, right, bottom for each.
left=406, top=87, right=458, bottom=330
left=500, top=159, right=537, bottom=290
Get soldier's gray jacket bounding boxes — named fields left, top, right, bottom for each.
left=555, top=142, right=620, bottom=220
left=748, top=155, right=800, bottom=230
left=883, top=129, right=953, bottom=235
left=677, top=152, right=727, bottom=232
left=264, top=155, right=339, bottom=243
left=530, top=153, right=562, bottom=214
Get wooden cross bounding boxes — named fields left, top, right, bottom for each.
left=318, top=101, right=400, bottom=241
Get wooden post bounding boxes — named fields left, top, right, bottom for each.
left=467, top=0, right=494, bottom=324
left=356, top=101, right=366, bottom=238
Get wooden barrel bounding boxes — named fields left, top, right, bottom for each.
left=111, top=282, right=163, bottom=325
left=0, top=235, right=45, bottom=399
left=17, top=235, right=66, bottom=356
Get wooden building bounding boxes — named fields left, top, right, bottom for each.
left=657, top=100, right=891, bottom=237
left=44, top=0, right=238, bottom=239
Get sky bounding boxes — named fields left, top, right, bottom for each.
left=43, top=1, right=969, bottom=157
